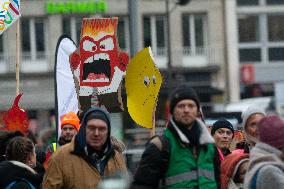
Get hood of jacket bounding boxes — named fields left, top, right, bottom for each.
left=244, top=142, right=284, bottom=189
left=0, top=160, right=41, bottom=188
left=169, top=117, right=215, bottom=145
left=73, top=107, right=114, bottom=174
left=221, top=153, right=249, bottom=189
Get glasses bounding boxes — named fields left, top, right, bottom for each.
left=86, top=125, right=107, bottom=134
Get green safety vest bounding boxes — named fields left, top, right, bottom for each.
left=162, top=128, right=217, bottom=189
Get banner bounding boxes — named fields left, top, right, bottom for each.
left=55, top=35, right=78, bottom=138
left=0, top=0, right=21, bottom=35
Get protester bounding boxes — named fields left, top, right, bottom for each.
left=244, top=115, right=284, bottom=189
left=44, top=112, right=80, bottom=168
left=221, top=152, right=249, bottom=189
left=211, top=118, right=234, bottom=159
left=0, top=130, right=23, bottom=162
left=131, top=84, right=220, bottom=189
left=0, top=136, right=42, bottom=189
left=236, top=106, right=265, bottom=153
left=42, top=107, right=127, bottom=188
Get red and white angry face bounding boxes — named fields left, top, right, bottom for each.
left=79, top=34, right=118, bottom=87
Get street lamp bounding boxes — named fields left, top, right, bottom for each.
left=166, top=0, right=191, bottom=92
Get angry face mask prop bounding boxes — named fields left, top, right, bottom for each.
left=70, top=18, right=129, bottom=113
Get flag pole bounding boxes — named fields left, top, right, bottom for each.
left=16, top=19, right=20, bottom=95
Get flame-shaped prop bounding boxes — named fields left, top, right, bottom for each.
left=0, top=93, right=29, bottom=135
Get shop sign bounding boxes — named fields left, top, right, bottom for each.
left=45, top=0, right=107, bottom=15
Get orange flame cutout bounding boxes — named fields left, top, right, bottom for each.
left=1, top=94, right=29, bottom=135
left=81, top=18, right=117, bottom=38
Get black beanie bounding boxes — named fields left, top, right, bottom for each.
left=211, top=118, right=234, bottom=137
left=85, top=111, right=110, bottom=129
left=169, top=84, right=200, bottom=114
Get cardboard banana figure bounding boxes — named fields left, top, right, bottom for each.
left=125, top=47, right=162, bottom=128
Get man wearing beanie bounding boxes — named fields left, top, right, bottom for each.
left=44, top=112, right=81, bottom=168
left=211, top=118, right=234, bottom=158
left=131, top=84, right=220, bottom=189
left=236, top=106, right=265, bottom=153
left=42, top=107, right=127, bottom=188
left=244, top=115, right=284, bottom=189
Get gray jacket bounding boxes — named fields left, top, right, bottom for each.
left=244, top=142, right=284, bottom=189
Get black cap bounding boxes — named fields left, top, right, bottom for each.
left=211, top=118, right=234, bottom=138
left=169, top=84, right=200, bottom=114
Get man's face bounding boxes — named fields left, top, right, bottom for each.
left=61, top=124, right=78, bottom=142
left=85, top=119, right=108, bottom=151
left=213, top=128, right=233, bottom=150
left=245, top=113, right=264, bottom=138
left=173, top=99, right=198, bottom=128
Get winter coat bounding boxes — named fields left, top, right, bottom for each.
left=221, top=152, right=249, bottom=189
left=42, top=107, right=127, bottom=189
left=163, top=127, right=217, bottom=189
left=131, top=118, right=220, bottom=189
left=0, top=160, right=41, bottom=189
left=244, top=142, right=284, bottom=189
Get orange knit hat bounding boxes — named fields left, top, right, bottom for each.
left=60, top=112, right=80, bottom=131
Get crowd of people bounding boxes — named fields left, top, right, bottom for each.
left=0, top=84, right=283, bottom=189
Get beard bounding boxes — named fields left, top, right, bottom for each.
left=58, top=136, right=72, bottom=146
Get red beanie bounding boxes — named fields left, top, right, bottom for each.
left=258, top=115, right=284, bottom=149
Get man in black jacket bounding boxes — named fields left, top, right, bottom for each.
left=131, top=84, right=221, bottom=189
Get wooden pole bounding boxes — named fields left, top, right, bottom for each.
left=150, top=103, right=157, bottom=137
left=16, top=19, right=20, bottom=95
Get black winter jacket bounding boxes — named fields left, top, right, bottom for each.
left=0, top=161, right=41, bottom=189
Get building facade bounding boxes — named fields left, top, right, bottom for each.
left=0, top=0, right=228, bottom=132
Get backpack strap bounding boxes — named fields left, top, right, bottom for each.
left=4, top=181, right=17, bottom=189
left=5, top=179, right=36, bottom=189
left=251, top=168, right=261, bottom=189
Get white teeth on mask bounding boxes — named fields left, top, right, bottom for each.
left=84, top=53, right=110, bottom=63
left=93, top=53, right=110, bottom=61
left=84, top=56, right=93, bottom=63
left=84, top=78, right=110, bottom=82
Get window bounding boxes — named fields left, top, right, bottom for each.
left=62, top=18, right=71, bottom=37
left=239, top=48, right=261, bottom=62
left=62, top=17, right=85, bottom=45
left=237, top=0, right=259, bottom=6
left=117, top=18, right=129, bottom=51
left=182, top=14, right=207, bottom=55
left=143, top=15, right=166, bottom=56
left=35, top=20, right=45, bottom=59
left=238, top=15, right=259, bottom=42
left=267, top=0, right=284, bottom=5
left=21, top=18, right=46, bottom=60
left=269, top=48, right=284, bottom=61
left=21, top=18, right=31, bottom=58
left=268, top=15, right=284, bottom=41
left=238, top=14, right=284, bottom=63
left=75, top=18, right=82, bottom=44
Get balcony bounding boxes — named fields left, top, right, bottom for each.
left=0, top=46, right=223, bottom=74
left=0, top=52, right=53, bottom=73
left=137, top=46, right=223, bottom=68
